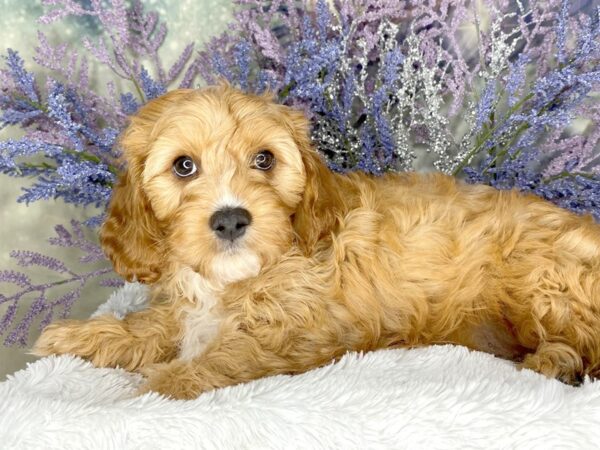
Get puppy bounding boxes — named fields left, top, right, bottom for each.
left=34, top=85, right=600, bottom=399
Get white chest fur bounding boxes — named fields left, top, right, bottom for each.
left=179, top=294, right=223, bottom=361
left=175, top=252, right=261, bottom=361
left=174, top=268, right=224, bottom=361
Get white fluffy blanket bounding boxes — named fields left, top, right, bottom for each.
left=2, top=285, right=600, bottom=449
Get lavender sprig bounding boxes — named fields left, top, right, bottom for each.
left=0, top=0, right=198, bottom=348
left=215, top=0, right=600, bottom=218
left=0, top=0, right=201, bottom=212
left=0, top=221, right=120, bottom=347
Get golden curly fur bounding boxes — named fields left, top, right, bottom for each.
left=34, top=85, right=600, bottom=399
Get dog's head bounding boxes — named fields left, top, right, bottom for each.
left=100, top=85, right=338, bottom=286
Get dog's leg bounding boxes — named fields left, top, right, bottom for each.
left=507, top=267, right=600, bottom=384
left=519, top=341, right=584, bottom=384
left=501, top=209, right=600, bottom=383
left=32, top=302, right=180, bottom=370
left=138, top=319, right=345, bottom=399
left=139, top=337, right=287, bottom=399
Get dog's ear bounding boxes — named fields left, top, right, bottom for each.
left=100, top=89, right=193, bottom=283
left=278, top=106, right=342, bottom=254
left=100, top=169, right=164, bottom=283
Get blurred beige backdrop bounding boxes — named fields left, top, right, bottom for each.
left=0, top=0, right=233, bottom=378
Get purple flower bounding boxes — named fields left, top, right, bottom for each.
left=0, top=0, right=202, bottom=348
left=10, top=250, right=69, bottom=273
left=0, top=222, right=116, bottom=347
left=120, top=92, right=139, bottom=115
left=475, top=80, right=497, bottom=131
left=381, top=48, right=404, bottom=89
left=168, top=43, right=195, bottom=84
left=233, top=41, right=252, bottom=91
left=4, top=49, right=40, bottom=103
left=140, top=66, right=166, bottom=101
left=47, top=80, right=85, bottom=150
left=556, top=0, right=569, bottom=65
left=505, top=55, right=529, bottom=107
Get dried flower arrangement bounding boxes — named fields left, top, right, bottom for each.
left=1, top=0, right=599, bottom=346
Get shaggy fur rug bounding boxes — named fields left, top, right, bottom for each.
left=2, top=284, right=600, bottom=449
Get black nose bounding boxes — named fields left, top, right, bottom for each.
left=209, top=207, right=252, bottom=241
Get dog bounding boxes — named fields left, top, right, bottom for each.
left=33, top=85, right=600, bottom=399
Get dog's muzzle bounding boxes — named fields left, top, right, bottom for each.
left=209, top=207, right=252, bottom=242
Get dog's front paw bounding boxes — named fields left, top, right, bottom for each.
left=138, top=361, right=204, bottom=400
left=32, top=320, right=87, bottom=357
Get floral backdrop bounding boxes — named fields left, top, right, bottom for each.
left=0, top=0, right=232, bottom=377
left=1, top=0, right=599, bottom=376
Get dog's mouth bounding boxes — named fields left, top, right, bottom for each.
left=210, top=245, right=262, bottom=285
left=214, top=235, right=243, bottom=251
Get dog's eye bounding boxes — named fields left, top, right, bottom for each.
left=172, top=156, right=198, bottom=178
left=253, top=150, right=275, bottom=171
